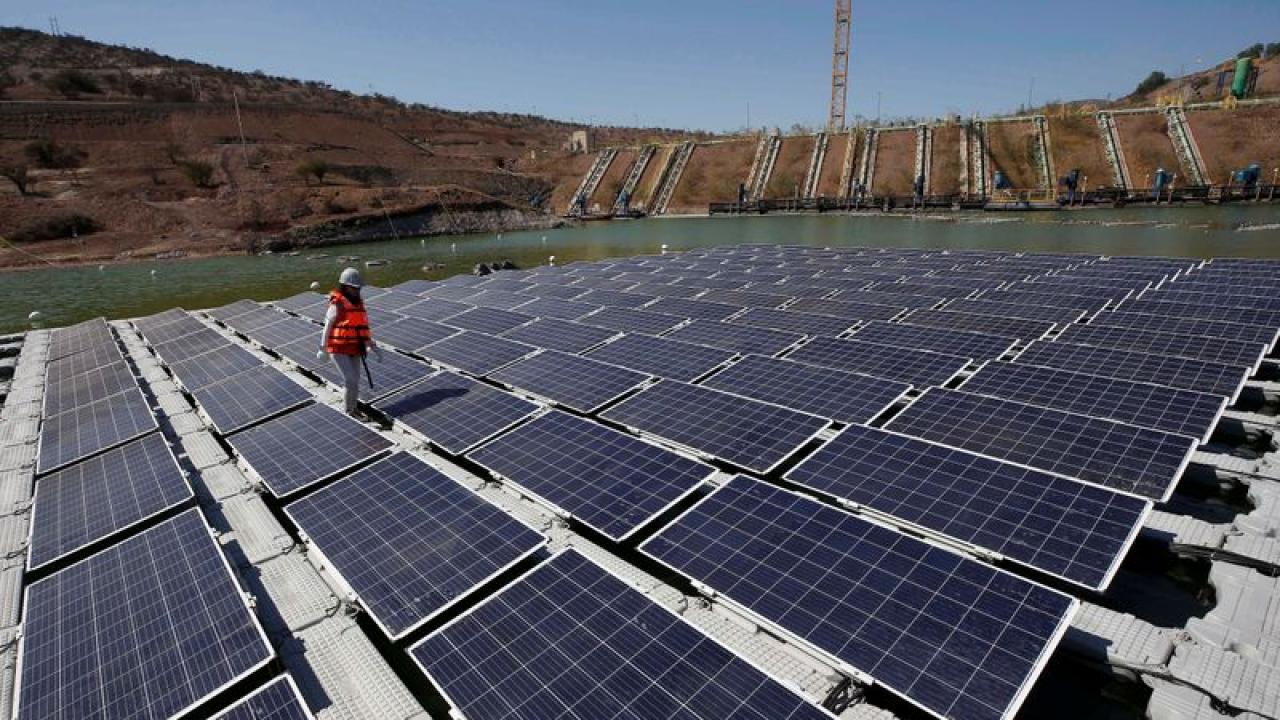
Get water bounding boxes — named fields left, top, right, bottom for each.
left=3, top=204, right=1279, bottom=334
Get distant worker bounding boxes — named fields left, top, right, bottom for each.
left=318, top=267, right=380, bottom=418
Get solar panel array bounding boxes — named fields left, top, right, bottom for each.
left=702, top=354, right=909, bottom=423
left=489, top=350, right=650, bottom=413
left=373, top=371, right=539, bottom=454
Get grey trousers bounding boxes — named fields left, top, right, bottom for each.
left=331, top=353, right=362, bottom=413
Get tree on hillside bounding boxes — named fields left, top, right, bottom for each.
left=45, top=69, right=101, bottom=98
left=24, top=139, right=85, bottom=169
left=1134, top=71, right=1168, bottom=96
left=1, top=165, right=31, bottom=196
left=1266, top=43, right=1280, bottom=59
left=178, top=159, right=215, bottom=188
left=295, top=159, right=330, bottom=185
left=1238, top=43, right=1265, bottom=60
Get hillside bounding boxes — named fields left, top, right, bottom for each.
left=0, top=28, right=694, bottom=267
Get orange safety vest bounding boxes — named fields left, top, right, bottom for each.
left=325, top=290, right=371, bottom=356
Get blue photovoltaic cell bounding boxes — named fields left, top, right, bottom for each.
left=206, top=299, right=262, bottom=321
left=414, top=550, right=832, bottom=720
left=151, top=328, right=230, bottom=364
left=443, top=306, right=534, bottom=335
left=627, top=281, right=705, bottom=298
left=1088, top=310, right=1279, bottom=350
left=489, top=350, right=649, bottom=413
left=586, top=333, right=734, bottom=382
left=373, top=371, right=538, bottom=454
left=500, top=318, right=617, bottom=354
left=168, top=344, right=263, bottom=391
left=728, top=307, right=856, bottom=336
left=244, top=317, right=318, bottom=350
left=899, top=310, right=1056, bottom=342
left=642, top=475, right=1075, bottom=720
left=1016, top=341, right=1248, bottom=401
left=851, top=321, right=1016, bottom=360
left=941, top=298, right=1085, bottom=326
left=785, top=297, right=908, bottom=322
left=29, top=433, right=191, bottom=570
left=573, top=289, right=656, bottom=308
left=785, top=336, right=971, bottom=387
left=223, top=307, right=289, bottom=335
left=644, top=297, right=744, bottom=321
left=786, top=424, right=1149, bottom=590
left=42, top=360, right=138, bottom=416
left=37, top=389, right=159, bottom=475
left=191, top=365, right=313, bottom=435
left=398, top=297, right=472, bottom=322
left=702, top=355, right=909, bottom=424
left=601, top=380, right=828, bottom=473
left=886, top=388, right=1196, bottom=502
left=980, top=289, right=1111, bottom=315
left=1054, top=324, right=1266, bottom=371
left=418, top=331, right=537, bottom=375
left=46, top=340, right=125, bottom=382
left=287, top=452, right=546, bottom=638
left=213, top=676, right=312, bottom=720
left=228, top=403, right=393, bottom=497
left=1141, top=288, right=1280, bottom=312
left=522, top=282, right=591, bottom=300
left=273, top=292, right=327, bottom=314
left=962, top=361, right=1226, bottom=445
left=467, top=289, right=537, bottom=310
left=19, top=509, right=272, bottom=720
left=666, top=319, right=803, bottom=356
left=511, top=296, right=600, bottom=321
left=347, top=350, right=435, bottom=402
left=469, top=411, right=714, bottom=540
left=390, top=279, right=438, bottom=295
left=832, top=289, right=945, bottom=309
left=581, top=306, right=686, bottom=335
left=696, top=288, right=793, bottom=308
left=374, top=317, right=460, bottom=353
left=1120, top=299, right=1280, bottom=329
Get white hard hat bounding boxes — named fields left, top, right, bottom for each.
left=338, top=267, right=363, bottom=287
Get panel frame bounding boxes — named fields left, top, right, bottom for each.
left=211, top=674, right=315, bottom=720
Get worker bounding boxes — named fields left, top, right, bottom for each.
left=318, top=267, right=380, bottom=418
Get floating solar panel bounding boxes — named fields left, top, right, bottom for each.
left=961, top=361, right=1226, bottom=445
left=444, top=306, right=534, bottom=335
left=644, top=297, right=744, bottom=321
left=785, top=336, right=971, bottom=387
left=1119, top=299, right=1280, bottom=329
left=213, top=675, right=313, bottom=720
left=832, top=289, right=945, bottom=309
left=574, top=289, right=657, bottom=309
left=205, top=298, right=262, bottom=321
left=29, top=433, right=191, bottom=571
left=474, top=277, right=535, bottom=293
left=370, top=290, right=426, bottom=313
left=1056, top=324, right=1266, bottom=372
left=580, top=306, right=687, bottom=335
left=941, top=298, right=1085, bottom=326
left=727, top=307, right=856, bottom=336
left=489, top=350, right=650, bottom=413
left=374, top=316, right=459, bottom=353
left=37, top=389, right=158, bottom=475
left=511, top=296, right=600, bottom=321
left=152, top=327, right=231, bottom=364
left=339, top=350, right=435, bottom=403
left=701, top=355, right=909, bottom=423
left=568, top=276, right=638, bottom=291
left=137, top=315, right=207, bottom=346
left=45, top=340, right=125, bottom=382
left=373, top=371, right=537, bottom=454
left=223, top=307, right=290, bottom=336
left=642, top=475, right=1075, bottom=720
left=228, top=403, right=392, bottom=498
left=626, top=281, right=705, bottom=298
left=273, top=337, right=326, bottom=370
left=696, top=288, right=792, bottom=308
left=423, top=284, right=485, bottom=301
left=273, top=292, right=328, bottom=314
left=787, top=424, right=1148, bottom=590
left=602, top=380, right=827, bottom=473
left=1016, top=341, right=1248, bottom=401
left=467, top=289, right=537, bottom=310
left=980, top=288, right=1111, bottom=315
left=469, top=411, right=713, bottom=540
left=851, top=321, right=1017, bottom=361
left=419, top=331, right=537, bottom=375
left=585, top=333, right=733, bottom=382
left=522, top=282, right=591, bottom=300
left=390, top=279, right=438, bottom=295
left=286, top=452, right=546, bottom=638
left=900, top=309, right=1056, bottom=342
left=500, top=318, right=617, bottom=354
left=244, top=316, right=319, bottom=350
left=1144, top=288, right=1280, bottom=312
left=134, top=308, right=191, bottom=333
left=867, top=281, right=980, bottom=298
left=887, top=388, right=1196, bottom=501
left=665, top=318, right=803, bottom=356
left=398, top=297, right=471, bottom=322
left=42, top=359, right=138, bottom=416
left=1088, top=310, right=1279, bottom=350
left=413, top=549, right=831, bottom=720
left=785, top=297, right=907, bottom=322
left=19, top=509, right=273, bottom=720
left=192, top=365, right=312, bottom=435
left=766, top=282, right=838, bottom=299
left=49, top=318, right=113, bottom=360
left=169, top=344, right=264, bottom=391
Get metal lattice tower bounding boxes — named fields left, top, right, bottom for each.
left=828, top=0, right=852, bottom=131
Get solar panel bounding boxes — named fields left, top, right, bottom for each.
left=369, top=290, right=426, bottom=313
left=398, top=297, right=472, bottom=321
left=601, top=380, right=828, bottom=473
left=205, top=298, right=262, bottom=321
left=137, top=315, right=207, bottom=346
left=696, top=288, right=792, bottom=308
left=511, top=296, right=600, bottom=320
left=665, top=318, right=803, bottom=356
left=273, top=337, right=326, bottom=370
left=941, top=298, right=1085, bottom=326
left=627, top=281, right=705, bottom=298
left=413, top=549, right=832, bottom=720
left=151, top=327, right=231, bottom=364
left=766, top=282, right=838, bottom=299
left=45, top=340, right=125, bottom=382
left=373, top=370, right=538, bottom=454
left=500, top=318, right=617, bottom=354
left=243, top=316, right=318, bottom=349
left=851, top=321, right=1017, bottom=360
left=423, top=284, right=485, bottom=301
left=467, top=289, right=537, bottom=310
left=703, top=355, right=909, bottom=424
left=19, top=509, right=273, bottom=720
left=374, top=316, right=459, bottom=352
left=1056, top=324, right=1266, bottom=371
left=786, top=424, right=1148, bottom=590
left=831, top=289, right=945, bottom=309
left=49, top=318, right=114, bottom=360
left=29, top=433, right=191, bottom=571
left=418, top=331, right=537, bottom=375
left=900, top=309, right=1056, bottom=341
left=489, top=350, right=650, bottom=413
left=1016, top=341, right=1248, bottom=401
left=273, top=292, right=327, bottom=314
left=213, top=676, right=313, bottom=720
left=572, top=289, right=657, bottom=309
left=785, top=336, right=971, bottom=387
left=585, top=333, right=734, bottom=382
left=42, top=359, right=138, bottom=416
left=643, top=297, right=745, bottom=321
left=1120, top=299, right=1280, bottom=329
left=580, top=306, right=687, bottom=335
left=223, top=306, right=289, bottom=335
left=642, top=475, right=1075, bottom=720
left=341, top=350, right=435, bottom=402
left=1088, top=310, right=1279, bottom=350
left=134, top=308, right=191, bottom=333
left=569, top=276, right=639, bottom=291
left=523, top=282, right=592, bottom=299
left=228, top=403, right=393, bottom=497
left=444, top=306, right=534, bottom=335
left=37, top=389, right=158, bottom=475
left=784, top=297, right=907, bottom=322
left=887, top=388, right=1196, bottom=502
left=1143, top=288, right=1280, bottom=312
left=286, top=452, right=546, bottom=638
left=867, top=281, right=979, bottom=298
left=169, top=344, right=264, bottom=391
left=980, top=288, right=1111, bottom=315
left=727, top=307, right=856, bottom=336
left=469, top=411, right=713, bottom=540
left=962, top=361, right=1226, bottom=445
left=191, top=365, right=312, bottom=435
left=389, top=279, right=437, bottom=295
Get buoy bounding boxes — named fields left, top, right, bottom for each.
left=497, top=234, right=502, bottom=240
left=548, top=255, right=556, bottom=266
left=27, top=311, right=41, bottom=321
left=661, top=244, right=669, bottom=254
left=150, top=269, right=157, bottom=276
left=420, top=239, right=425, bottom=246
left=451, top=243, right=457, bottom=253
left=97, top=265, right=104, bottom=271
left=309, top=281, right=320, bottom=290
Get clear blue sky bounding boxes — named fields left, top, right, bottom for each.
left=8, top=1, right=1279, bottom=131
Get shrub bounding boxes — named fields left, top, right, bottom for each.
left=11, top=214, right=101, bottom=242
left=1134, top=71, right=1167, bottom=96
left=1, top=165, right=31, bottom=196
left=178, top=159, right=215, bottom=188
left=24, top=139, right=85, bottom=169
left=295, top=158, right=330, bottom=185
left=335, top=164, right=394, bottom=187
left=1238, top=43, right=1265, bottom=60
left=45, top=69, right=101, bottom=98
left=1265, top=43, right=1280, bottom=59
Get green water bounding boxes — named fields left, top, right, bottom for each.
left=3, top=205, right=1280, bottom=334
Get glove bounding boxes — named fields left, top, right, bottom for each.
left=316, top=349, right=326, bottom=360
left=373, top=346, right=384, bottom=363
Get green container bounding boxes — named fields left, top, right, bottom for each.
left=1232, top=58, right=1252, bottom=98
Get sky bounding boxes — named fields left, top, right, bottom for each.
left=7, top=1, right=1279, bottom=132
